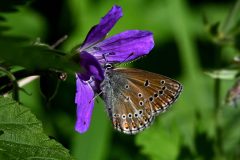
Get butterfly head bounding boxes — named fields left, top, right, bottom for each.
left=104, top=63, right=113, bottom=70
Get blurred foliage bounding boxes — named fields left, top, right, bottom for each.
left=1, top=0, right=240, bottom=160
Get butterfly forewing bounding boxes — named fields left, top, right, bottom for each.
left=126, top=68, right=182, bottom=114
left=101, top=68, right=183, bottom=134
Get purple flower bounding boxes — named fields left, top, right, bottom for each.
left=75, top=5, right=154, bottom=133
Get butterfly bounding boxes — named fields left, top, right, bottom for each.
left=101, top=64, right=183, bottom=134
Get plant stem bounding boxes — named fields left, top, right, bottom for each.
left=214, top=78, right=224, bottom=157
left=0, top=66, right=19, bottom=101
left=0, top=69, right=38, bottom=95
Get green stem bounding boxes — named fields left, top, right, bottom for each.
left=213, top=35, right=224, bottom=159
left=0, top=69, right=39, bottom=95
left=46, top=79, right=61, bottom=105
left=0, top=66, right=19, bottom=101
left=214, top=78, right=223, bottom=157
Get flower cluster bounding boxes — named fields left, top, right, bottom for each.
left=75, top=5, right=154, bottom=133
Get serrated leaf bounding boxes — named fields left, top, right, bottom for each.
left=0, top=0, right=33, bottom=34
left=136, top=123, right=180, bottom=160
left=0, top=0, right=32, bottom=14
left=0, top=96, right=73, bottom=160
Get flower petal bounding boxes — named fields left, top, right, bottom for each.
left=79, top=51, right=104, bottom=82
left=75, top=76, right=95, bottom=133
left=86, top=30, right=154, bottom=64
left=80, top=5, right=123, bottom=50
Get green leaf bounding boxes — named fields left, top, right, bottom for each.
left=1, top=7, right=47, bottom=39
left=136, top=122, right=181, bottom=160
left=0, top=0, right=32, bottom=13
left=205, top=69, right=239, bottom=80
left=222, top=108, right=240, bottom=156
left=220, top=0, right=240, bottom=38
left=0, top=36, right=81, bottom=74
left=0, top=0, right=33, bottom=33
left=0, top=96, right=73, bottom=160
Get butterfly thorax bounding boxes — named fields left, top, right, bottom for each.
left=101, top=68, right=128, bottom=110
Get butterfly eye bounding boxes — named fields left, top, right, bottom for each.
left=105, top=63, right=113, bottom=70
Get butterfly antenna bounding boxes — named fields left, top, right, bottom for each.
left=119, top=52, right=135, bottom=65
left=89, top=90, right=103, bottom=104
left=102, top=52, right=134, bottom=66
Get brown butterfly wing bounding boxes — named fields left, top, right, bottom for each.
left=102, top=68, right=183, bottom=134
left=125, top=68, right=183, bottom=114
